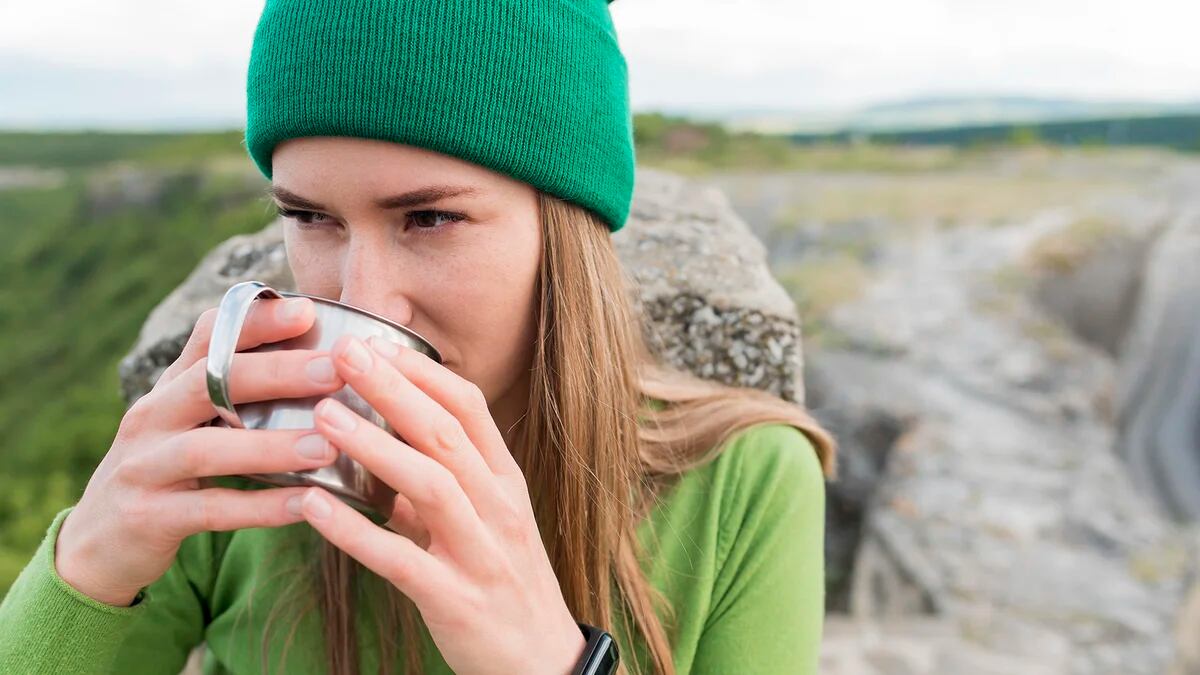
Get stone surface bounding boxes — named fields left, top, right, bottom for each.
left=821, top=616, right=1067, bottom=675
left=798, top=171, right=1199, bottom=674
left=616, top=168, right=808, bottom=403
left=117, top=224, right=292, bottom=404
left=1115, top=206, right=1200, bottom=521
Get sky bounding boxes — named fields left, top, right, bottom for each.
left=1, top=0, right=1198, bottom=129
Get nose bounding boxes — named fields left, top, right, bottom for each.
left=337, top=233, right=414, bottom=327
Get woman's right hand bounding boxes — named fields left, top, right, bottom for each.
left=53, top=296, right=346, bottom=607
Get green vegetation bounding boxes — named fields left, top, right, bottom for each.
left=633, top=112, right=972, bottom=174
left=0, top=130, right=247, bottom=168
left=790, top=114, right=1200, bottom=153
left=0, top=132, right=276, bottom=594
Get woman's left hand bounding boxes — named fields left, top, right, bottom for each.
left=293, top=334, right=586, bottom=675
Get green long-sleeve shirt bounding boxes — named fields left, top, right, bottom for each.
left=0, top=423, right=825, bottom=674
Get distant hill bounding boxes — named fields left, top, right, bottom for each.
left=789, top=113, right=1200, bottom=153
left=667, top=95, right=1200, bottom=135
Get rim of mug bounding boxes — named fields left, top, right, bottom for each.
left=276, top=289, right=443, bottom=364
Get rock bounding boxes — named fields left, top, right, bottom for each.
left=615, top=168, right=808, bottom=403
left=804, top=360, right=912, bottom=611
left=1029, top=222, right=1160, bottom=357
left=117, top=222, right=292, bottom=403
left=118, top=167, right=807, bottom=409
left=1114, top=208, right=1200, bottom=521
left=803, top=205, right=1194, bottom=674
left=820, top=616, right=1065, bottom=675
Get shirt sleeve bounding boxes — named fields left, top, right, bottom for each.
left=691, top=423, right=827, bottom=675
left=0, top=505, right=214, bottom=674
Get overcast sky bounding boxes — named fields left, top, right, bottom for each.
left=2, top=0, right=1198, bottom=129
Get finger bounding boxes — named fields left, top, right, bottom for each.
left=366, top=335, right=521, bottom=478
left=312, top=396, right=494, bottom=567
left=157, top=297, right=317, bottom=387
left=152, top=348, right=345, bottom=430
left=330, top=336, right=508, bottom=519
left=384, top=493, right=431, bottom=549
left=161, top=485, right=311, bottom=538
left=297, top=487, right=450, bottom=609
left=126, top=426, right=337, bottom=486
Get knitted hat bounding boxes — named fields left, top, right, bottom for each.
left=244, top=0, right=635, bottom=233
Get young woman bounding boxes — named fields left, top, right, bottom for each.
left=0, top=1, right=836, bottom=674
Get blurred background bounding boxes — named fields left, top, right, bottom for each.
left=2, top=1, right=1198, bottom=673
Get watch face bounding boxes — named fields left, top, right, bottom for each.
left=594, top=633, right=618, bottom=673
left=574, top=623, right=619, bottom=675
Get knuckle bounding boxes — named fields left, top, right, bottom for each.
left=385, top=554, right=414, bottom=587
left=185, top=358, right=211, bottom=399
left=420, top=470, right=458, bottom=509
left=114, top=492, right=153, bottom=529
left=183, top=310, right=218, bottom=353
left=460, top=381, right=490, bottom=417
left=193, top=308, right=218, bottom=340
left=113, top=453, right=151, bottom=487
left=118, top=397, right=153, bottom=439
left=493, top=501, right=530, bottom=542
left=430, top=416, right=466, bottom=456
left=178, top=435, right=212, bottom=477
left=191, top=491, right=220, bottom=532
left=157, top=309, right=217, bottom=388
left=270, top=351, right=292, bottom=385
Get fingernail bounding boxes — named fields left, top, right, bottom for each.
left=305, top=356, right=336, bottom=384
left=294, top=433, right=330, bottom=460
left=304, top=490, right=332, bottom=519
left=368, top=336, right=400, bottom=358
left=279, top=298, right=309, bottom=322
left=318, top=398, right=358, bottom=432
left=286, top=494, right=304, bottom=516
left=340, top=337, right=372, bottom=373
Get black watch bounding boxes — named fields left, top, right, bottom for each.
left=571, top=621, right=619, bottom=675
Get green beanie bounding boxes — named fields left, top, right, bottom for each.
left=244, top=0, right=635, bottom=233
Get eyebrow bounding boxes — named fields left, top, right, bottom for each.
left=267, top=184, right=480, bottom=211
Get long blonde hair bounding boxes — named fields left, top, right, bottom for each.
left=271, top=191, right=836, bottom=674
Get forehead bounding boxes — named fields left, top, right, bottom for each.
left=272, top=137, right=514, bottom=193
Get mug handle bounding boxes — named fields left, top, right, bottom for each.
left=206, top=280, right=285, bottom=429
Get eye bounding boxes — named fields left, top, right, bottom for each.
left=407, top=210, right=466, bottom=233
left=275, top=205, right=333, bottom=228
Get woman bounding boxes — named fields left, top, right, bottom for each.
left=0, top=0, right=836, bottom=673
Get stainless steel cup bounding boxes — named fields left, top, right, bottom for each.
left=204, top=280, right=441, bottom=517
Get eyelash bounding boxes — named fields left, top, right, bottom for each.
left=273, top=206, right=465, bottom=234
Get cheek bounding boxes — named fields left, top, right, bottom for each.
left=284, top=234, right=339, bottom=290
left=432, top=235, right=540, bottom=380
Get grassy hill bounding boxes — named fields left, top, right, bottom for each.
left=0, top=132, right=276, bottom=590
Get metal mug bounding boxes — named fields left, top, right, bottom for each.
left=204, top=280, right=442, bottom=518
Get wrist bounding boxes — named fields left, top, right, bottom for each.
left=54, top=515, right=142, bottom=607
left=549, top=622, right=588, bottom=675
